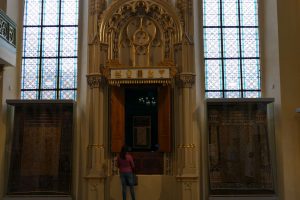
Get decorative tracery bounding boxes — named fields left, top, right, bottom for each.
left=95, top=0, right=182, bottom=86
left=99, top=0, right=182, bottom=63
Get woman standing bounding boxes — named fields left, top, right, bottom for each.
left=116, top=145, right=136, bottom=200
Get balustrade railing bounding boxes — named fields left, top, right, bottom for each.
left=0, top=9, right=16, bottom=47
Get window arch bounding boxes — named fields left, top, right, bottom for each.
left=21, top=0, right=79, bottom=100
left=203, top=0, right=261, bottom=98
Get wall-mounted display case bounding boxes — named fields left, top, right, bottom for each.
left=206, top=98, right=277, bottom=196
left=6, top=100, right=75, bottom=195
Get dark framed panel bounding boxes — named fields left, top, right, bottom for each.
left=6, top=100, right=74, bottom=195
left=133, top=116, right=151, bottom=149
left=124, top=86, right=158, bottom=152
left=206, top=98, right=276, bottom=195
left=131, top=152, right=164, bottom=175
left=112, top=85, right=172, bottom=153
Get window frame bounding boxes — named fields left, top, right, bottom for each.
left=21, top=0, right=79, bottom=100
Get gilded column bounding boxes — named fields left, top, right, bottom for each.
left=176, top=0, right=199, bottom=200
left=85, top=1, right=107, bottom=200
left=175, top=72, right=198, bottom=200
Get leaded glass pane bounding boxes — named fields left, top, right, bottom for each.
left=41, top=59, right=58, bottom=89
left=243, top=91, right=260, bottom=98
left=42, top=27, right=59, bottom=57
left=224, top=59, right=240, bottom=90
left=21, top=0, right=78, bottom=100
left=222, top=0, right=238, bottom=26
left=60, top=90, right=76, bottom=99
left=205, top=60, right=223, bottom=90
left=242, top=59, right=260, bottom=90
left=24, top=0, right=41, bottom=26
left=224, top=91, right=241, bottom=98
left=61, top=0, right=79, bottom=25
left=41, top=90, right=57, bottom=99
left=204, top=28, right=221, bottom=58
left=204, top=0, right=261, bottom=98
left=241, top=28, right=259, bottom=57
left=60, top=27, right=78, bottom=57
left=223, top=28, right=239, bottom=58
left=43, top=0, right=59, bottom=25
left=206, top=92, right=222, bottom=98
left=60, top=58, right=77, bottom=89
left=21, top=91, right=38, bottom=99
left=240, top=0, right=258, bottom=26
left=22, top=59, right=39, bottom=89
left=22, top=27, right=41, bottom=57
left=203, top=0, right=220, bottom=27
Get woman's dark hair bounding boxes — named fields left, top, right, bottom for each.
left=120, top=145, right=128, bottom=160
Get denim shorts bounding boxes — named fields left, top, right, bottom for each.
left=120, top=172, right=134, bottom=186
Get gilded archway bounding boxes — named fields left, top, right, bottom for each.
left=98, top=0, right=183, bottom=69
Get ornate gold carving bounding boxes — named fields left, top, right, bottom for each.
left=137, top=70, right=143, bottom=78
left=100, top=67, right=110, bottom=78
left=100, top=43, right=108, bottom=51
left=177, top=73, right=196, bottom=88
left=147, top=70, right=154, bottom=78
left=176, top=0, right=193, bottom=29
left=170, top=67, right=178, bottom=77
left=126, top=70, right=132, bottom=78
left=114, top=70, right=121, bottom=78
left=158, top=59, right=176, bottom=66
left=159, top=69, right=165, bottom=77
left=106, top=59, right=123, bottom=67
left=99, top=0, right=183, bottom=63
left=102, top=66, right=177, bottom=85
left=89, top=0, right=107, bottom=15
left=183, top=182, right=192, bottom=190
left=101, top=0, right=180, bottom=35
left=182, top=32, right=194, bottom=45
left=96, top=1, right=183, bottom=85
left=89, top=33, right=100, bottom=45
left=176, top=176, right=198, bottom=182
left=108, top=79, right=172, bottom=85
left=88, top=144, right=105, bottom=149
left=127, top=17, right=157, bottom=66
left=87, top=73, right=105, bottom=88
left=177, top=144, right=196, bottom=148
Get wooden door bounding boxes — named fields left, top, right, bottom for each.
left=111, top=87, right=125, bottom=152
left=111, top=85, right=171, bottom=153
left=158, top=86, right=171, bottom=152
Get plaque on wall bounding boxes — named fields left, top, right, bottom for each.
left=6, top=100, right=74, bottom=195
left=206, top=98, right=276, bottom=195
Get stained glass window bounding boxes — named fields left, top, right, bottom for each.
left=203, top=0, right=261, bottom=98
left=21, top=0, right=79, bottom=100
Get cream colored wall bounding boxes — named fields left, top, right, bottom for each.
left=276, top=0, right=300, bottom=199
left=75, top=0, right=89, bottom=199
left=0, top=0, right=20, bottom=199
left=262, top=0, right=300, bottom=200
left=260, top=0, right=281, bottom=197
left=109, top=175, right=177, bottom=200
left=0, top=65, right=19, bottom=199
